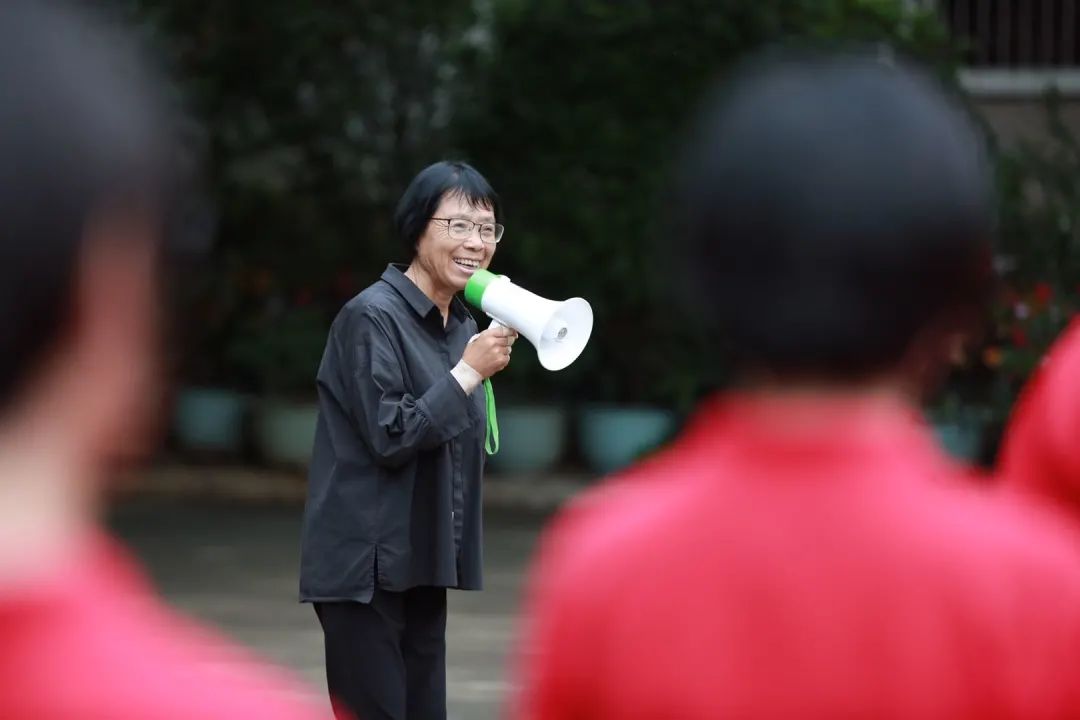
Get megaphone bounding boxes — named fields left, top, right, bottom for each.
left=464, top=269, right=593, bottom=371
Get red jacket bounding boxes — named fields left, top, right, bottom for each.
left=998, top=317, right=1080, bottom=517
left=0, top=531, right=323, bottom=720
left=514, top=395, right=1080, bottom=719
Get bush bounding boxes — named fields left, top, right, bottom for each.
left=225, top=305, right=330, bottom=400
left=453, top=0, right=958, bottom=411
left=124, top=0, right=481, bottom=386
left=977, top=96, right=1080, bottom=430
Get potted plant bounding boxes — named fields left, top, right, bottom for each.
left=927, top=386, right=989, bottom=462
left=573, top=306, right=710, bottom=475
left=227, top=302, right=329, bottom=468
left=169, top=261, right=249, bottom=456
left=172, top=385, right=248, bottom=456
left=577, top=402, right=679, bottom=475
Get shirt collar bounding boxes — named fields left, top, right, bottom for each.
left=381, top=263, right=471, bottom=324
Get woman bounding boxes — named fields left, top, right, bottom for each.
left=299, top=161, right=517, bottom=720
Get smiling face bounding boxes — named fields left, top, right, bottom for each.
left=413, top=191, right=499, bottom=296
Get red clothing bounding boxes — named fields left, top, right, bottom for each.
left=0, top=530, right=324, bottom=720
left=515, top=396, right=1080, bottom=719
left=998, top=317, right=1080, bottom=517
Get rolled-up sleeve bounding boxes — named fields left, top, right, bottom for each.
left=349, top=308, right=475, bottom=468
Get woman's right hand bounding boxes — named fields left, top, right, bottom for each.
left=462, top=325, right=518, bottom=379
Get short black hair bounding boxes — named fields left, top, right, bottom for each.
left=672, top=46, right=994, bottom=382
left=393, top=161, right=501, bottom=259
left=0, top=0, right=200, bottom=410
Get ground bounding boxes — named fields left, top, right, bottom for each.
left=108, top=499, right=551, bottom=720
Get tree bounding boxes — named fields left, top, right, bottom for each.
left=453, top=0, right=956, bottom=409
left=122, top=0, right=483, bottom=390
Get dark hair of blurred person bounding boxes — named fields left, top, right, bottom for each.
left=0, top=2, right=321, bottom=717
left=513, top=45, right=1080, bottom=720
left=674, top=44, right=995, bottom=398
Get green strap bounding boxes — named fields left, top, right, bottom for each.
left=483, top=378, right=499, bottom=455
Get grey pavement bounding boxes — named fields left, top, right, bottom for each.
left=117, top=463, right=592, bottom=514
left=107, top=498, right=556, bottom=720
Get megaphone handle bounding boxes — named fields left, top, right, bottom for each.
left=487, top=316, right=521, bottom=335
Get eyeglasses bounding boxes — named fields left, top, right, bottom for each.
left=431, top=217, right=505, bottom=244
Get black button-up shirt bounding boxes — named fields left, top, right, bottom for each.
left=299, top=264, right=487, bottom=603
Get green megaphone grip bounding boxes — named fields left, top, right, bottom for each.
left=465, top=269, right=502, bottom=456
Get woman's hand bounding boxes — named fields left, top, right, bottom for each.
left=462, top=325, right=519, bottom=379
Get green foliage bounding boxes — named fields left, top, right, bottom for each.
left=225, top=305, right=330, bottom=398
left=979, top=96, right=1080, bottom=423
left=122, top=0, right=481, bottom=385
left=925, top=96, right=1080, bottom=456
left=453, top=0, right=958, bottom=409
left=995, top=93, right=1080, bottom=295
left=120, top=0, right=1079, bottom=431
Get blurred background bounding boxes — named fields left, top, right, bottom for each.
left=102, top=1, right=1079, bottom=717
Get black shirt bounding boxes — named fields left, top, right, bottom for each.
left=299, top=264, right=487, bottom=603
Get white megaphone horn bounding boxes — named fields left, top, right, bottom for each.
left=464, top=269, right=593, bottom=371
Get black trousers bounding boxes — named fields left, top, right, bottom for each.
left=314, top=587, right=448, bottom=720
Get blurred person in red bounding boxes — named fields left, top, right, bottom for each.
left=512, top=46, right=1080, bottom=720
left=997, top=316, right=1080, bottom=517
left=0, top=1, right=324, bottom=717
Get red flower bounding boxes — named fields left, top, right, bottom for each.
left=1034, top=282, right=1053, bottom=305
left=1011, top=326, right=1029, bottom=348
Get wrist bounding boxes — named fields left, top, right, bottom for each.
left=451, top=360, right=484, bottom=394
